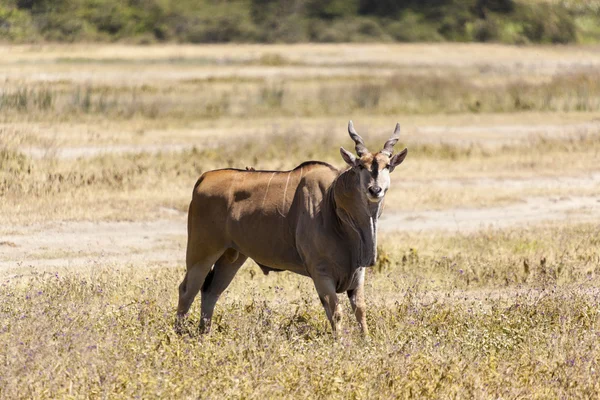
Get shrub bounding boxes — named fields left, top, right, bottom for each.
left=0, top=4, right=37, bottom=41
left=386, top=11, right=444, bottom=42
left=474, top=0, right=515, bottom=16
left=0, top=0, right=589, bottom=45
left=309, top=16, right=389, bottom=42
left=436, top=1, right=475, bottom=41
left=517, top=2, right=577, bottom=44
left=471, top=17, right=500, bottom=42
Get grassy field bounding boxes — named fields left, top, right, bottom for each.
left=1, top=43, right=600, bottom=398
left=2, top=225, right=600, bottom=398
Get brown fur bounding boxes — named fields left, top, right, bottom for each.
left=176, top=123, right=407, bottom=336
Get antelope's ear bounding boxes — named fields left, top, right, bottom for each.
left=340, top=147, right=358, bottom=167
left=389, top=148, right=407, bottom=172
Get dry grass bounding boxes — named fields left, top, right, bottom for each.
left=2, top=127, right=600, bottom=224
left=2, top=44, right=600, bottom=125
left=2, top=43, right=600, bottom=398
left=2, top=70, right=600, bottom=122
left=3, top=43, right=600, bottom=70
left=1, top=224, right=600, bottom=398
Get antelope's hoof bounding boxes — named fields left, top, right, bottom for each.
left=199, top=318, right=212, bottom=335
left=174, top=316, right=188, bottom=335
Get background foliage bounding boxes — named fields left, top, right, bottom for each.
left=1, top=0, right=599, bottom=44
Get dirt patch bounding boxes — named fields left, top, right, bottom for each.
left=2, top=194, right=599, bottom=276
left=0, top=219, right=186, bottom=274
left=412, top=121, right=600, bottom=147
left=402, top=173, right=600, bottom=190
left=21, top=143, right=200, bottom=160
left=380, top=195, right=600, bottom=232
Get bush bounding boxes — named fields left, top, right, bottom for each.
left=516, top=3, right=577, bottom=44
left=436, top=1, right=475, bottom=41
left=354, top=17, right=390, bottom=41
left=309, top=16, right=390, bottom=42
left=471, top=17, right=500, bottom=42
left=0, top=4, right=37, bottom=41
left=306, top=0, right=359, bottom=19
left=386, top=12, right=444, bottom=42
left=307, top=19, right=345, bottom=42
left=474, top=0, right=515, bottom=16
left=0, top=0, right=590, bottom=44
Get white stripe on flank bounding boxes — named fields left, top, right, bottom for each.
left=282, top=171, right=292, bottom=209
left=262, top=172, right=276, bottom=207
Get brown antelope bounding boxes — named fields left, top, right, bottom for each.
left=176, top=122, right=408, bottom=336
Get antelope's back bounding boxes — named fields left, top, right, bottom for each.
left=190, top=163, right=338, bottom=221
left=187, top=163, right=339, bottom=269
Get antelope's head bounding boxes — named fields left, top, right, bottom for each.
left=340, top=121, right=408, bottom=203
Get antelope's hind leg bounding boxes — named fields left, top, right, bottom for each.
left=175, top=249, right=223, bottom=334
left=199, top=251, right=248, bottom=333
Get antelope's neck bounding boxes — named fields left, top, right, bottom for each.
left=330, top=170, right=381, bottom=268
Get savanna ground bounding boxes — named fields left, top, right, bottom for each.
left=1, top=43, right=600, bottom=398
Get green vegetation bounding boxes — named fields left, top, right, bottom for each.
left=1, top=0, right=599, bottom=44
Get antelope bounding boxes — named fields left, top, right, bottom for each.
left=176, top=122, right=408, bottom=336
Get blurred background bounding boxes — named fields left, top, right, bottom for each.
left=1, top=0, right=599, bottom=44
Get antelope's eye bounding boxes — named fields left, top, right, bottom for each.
left=384, top=164, right=391, bottom=169
left=358, top=164, right=366, bottom=170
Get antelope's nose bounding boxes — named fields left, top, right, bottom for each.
left=369, top=186, right=382, bottom=196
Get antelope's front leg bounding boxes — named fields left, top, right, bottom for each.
left=313, top=277, right=342, bottom=336
left=347, top=283, right=368, bottom=337
left=347, top=267, right=368, bottom=336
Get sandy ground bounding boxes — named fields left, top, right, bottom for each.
left=21, top=143, right=200, bottom=160
left=2, top=192, right=598, bottom=276
left=380, top=195, right=600, bottom=232
left=0, top=219, right=185, bottom=272
left=402, top=173, right=600, bottom=191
